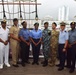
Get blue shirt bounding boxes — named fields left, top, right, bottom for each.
left=19, top=28, right=30, bottom=40
left=69, top=29, right=76, bottom=44
left=30, top=29, right=42, bottom=39
left=59, top=30, right=68, bottom=44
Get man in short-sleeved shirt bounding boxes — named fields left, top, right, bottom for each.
left=58, top=22, right=68, bottom=71
left=9, top=18, right=20, bottom=67
left=67, top=22, right=76, bottom=73
left=19, top=21, right=30, bottom=66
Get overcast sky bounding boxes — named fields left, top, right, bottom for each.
left=37, top=0, right=76, bottom=20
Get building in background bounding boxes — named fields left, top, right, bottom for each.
left=58, top=6, right=69, bottom=21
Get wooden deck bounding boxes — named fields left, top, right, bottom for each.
left=0, top=59, right=76, bottom=75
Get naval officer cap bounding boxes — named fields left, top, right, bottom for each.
left=60, top=22, right=66, bottom=26
left=1, top=20, right=7, bottom=24
left=70, top=22, right=76, bottom=26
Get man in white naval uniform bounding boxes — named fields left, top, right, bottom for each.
left=0, top=20, right=10, bottom=69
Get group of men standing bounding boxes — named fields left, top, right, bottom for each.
left=0, top=18, right=76, bottom=73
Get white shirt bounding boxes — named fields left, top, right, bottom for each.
left=0, top=26, right=9, bottom=42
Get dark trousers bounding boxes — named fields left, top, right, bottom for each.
left=66, top=48, right=72, bottom=68
left=58, top=44, right=66, bottom=68
left=20, top=41, right=30, bottom=64
left=32, top=39, right=41, bottom=63
left=69, top=44, right=76, bottom=69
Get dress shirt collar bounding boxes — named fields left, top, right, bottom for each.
left=23, top=28, right=27, bottom=30
left=60, top=29, right=65, bottom=33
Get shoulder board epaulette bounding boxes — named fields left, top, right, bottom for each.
left=12, top=25, right=14, bottom=26
left=7, top=27, right=9, bottom=29
left=65, top=31, right=66, bottom=32
left=20, top=28, right=23, bottom=30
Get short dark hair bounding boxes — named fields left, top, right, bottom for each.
left=52, top=22, right=57, bottom=26
left=34, top=22, right=39, bottom=26
left=13, top=18, right=18, bottom=22
left=44, top=22, right=49, bottom=25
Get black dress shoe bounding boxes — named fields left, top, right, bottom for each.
left=32, top=62, right=35, bottom=65
left=58, top=67, right=64, bottom=71
left=22, top=63, right=25, bottom=67
left=41, top=61, right=45, bottom=64
left=17, top=61, right=21, bottom=64
left=69, top=69, right=74, bottom=73
left=25, top=61, right=30, bottom=64
left=65, top=65, right=71, bottom=68
left=13, top=64, right=19, bottom=67
left=36, top=62, right=39, bottom=65
left=56, top=64, right=60, bottom=67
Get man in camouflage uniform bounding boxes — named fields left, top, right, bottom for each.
left=42, top=22, right=51, bottom=67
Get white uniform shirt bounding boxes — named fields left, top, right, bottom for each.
left=0, top=26, right=9, bottom=42
left=59, top=30, right=68, bottom=44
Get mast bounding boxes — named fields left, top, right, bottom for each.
left=19, top=1, right=23, bottom=20
left=2, top=0, right=6, bottom=19
left=35, top=0, right=38, bottom=20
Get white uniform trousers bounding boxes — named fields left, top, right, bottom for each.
left=0, top=43, right=9, bottom=65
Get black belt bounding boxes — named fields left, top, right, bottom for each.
left=26, top=40, right=29, bottom=41
left=21, top=40, right=29, bottom=42
left=59, top=44, right=65, bottom=45
left=32, top=38, right=40, bottom=40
